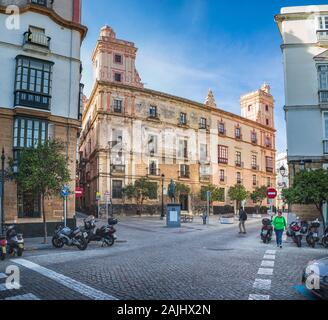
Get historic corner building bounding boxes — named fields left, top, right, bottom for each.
left=0, top=0, right=87, bottom=236
left=276, top=5, right=328, bottom=222
left=79, top=26, right=277, bottom=215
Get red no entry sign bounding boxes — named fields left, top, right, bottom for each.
left=267, top=187, right=278, bottom=199
left=75, top=187, right=84, bottom=199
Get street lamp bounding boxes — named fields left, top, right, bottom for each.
left=1, top=148, right=5, bottom=235
left=161, top=174, right=165, bottom=220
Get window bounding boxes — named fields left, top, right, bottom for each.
left=15, top=55, right=54, bottom=110
left=235, top=127, right=242, bottom=139
left=235, top=151, right=242, bottom=167
left=112, top=129, right=123, bottom=148
left=178, top=140, right=188, bottom=159
left=78, top=83, right=84, bottom=121
left=324, top=112, right=328, bottom=139
left=318, top=65, right=328, bottom=103
left=114, top=54, right=122, bottom=64
left=17, top=190, right=41, bottom=218
left=180, top=113, right=187, bottom=125
left=200, top=165, right=211, bottom=177
left=114, top=73, right=122, bottom=82
left=248, top=105, right=252, bottom=112
left=31, top=0, right=47, bottom=6
left=149, top=105, right=158, bottom=118
left=237, top=172, right=242, bottom=184
left=267, top=177, right=271, bottom=187
left=252, top=155, right=258, bottom=170
left=218, top=145, right=228, bottom=164
left=149, top=160, right=158, bottom=176
left=112, top=180, right=123, bottom=199
left=266, top=156, right=274, bottom=173
left=113, top=99, right=123, bottom=113
left=199, top=118, right=207, bottom=129
left=318, top=16, right=328, bottom=30
left=265, top=136, right=272, bottom=148
left=200, top=144, right=208, bottom=162
left=148, top=135, right=158, bottom=155
left=180, top=164, right=190, bottom=178
left=253, top=175, right=257, bottom=187
left=218, top=122, right=225, bottom=135
left=13, top=117, right=48, bottom=160
left=266, top=119, right=270, bottom=126
left=265, top=105, right=269, bottom=112
left=251, top=131, right=257, bottom=144
left=25, top=26, right=50, bottom=48
left=220, top=170, right=225, bottom=182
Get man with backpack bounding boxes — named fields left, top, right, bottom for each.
left=239, top=207, right=248, bottom=234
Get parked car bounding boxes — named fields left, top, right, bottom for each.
left=302, top=257, right=328, bottom=300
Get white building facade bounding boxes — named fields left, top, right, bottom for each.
left=0, top=0, right=87, bottom=236
left=276, top=5, right=328, bottom=221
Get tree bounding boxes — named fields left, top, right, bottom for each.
left=250, top=186, right=267, bottom=214
left=200, top=184, right=225, bottom=215
left=282, top=169, right=328, bottom=225
left=123, top=178, right=158, bottom=215
left=175, top=183, right=191, bottom=201
left=11, top=140, right=71, bottom=243
left=228, top=184, right=249, bottom=213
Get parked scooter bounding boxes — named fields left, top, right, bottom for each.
left=287, top=219, right=308, bottom=248
left=52, top=225, right=88, bottom=251
left=261, top=218, right=273, bottom=244
left=306, top=219, right=321, bottom=248
left=0, top=235, right=7, bottom=261
left=81, top=216, right=118, bottom=247
left=5, top=226, right=25, bottom=257
left=322, top=225, right=328, bottom=248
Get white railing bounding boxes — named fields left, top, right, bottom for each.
left=24, top=32, right=51, bottom=48
left=317, top=30, right=328, bottom=41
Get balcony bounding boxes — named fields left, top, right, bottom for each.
left=218, top=158, right=228, bottom=165
left=235, top=134, right=243, bottom=141
left=324, top=140, right=328, bottom=155
left=266, top=167, right=274, bottom=174
left=319, top=90, right=328, bottom=104
left=30, top=0, right=49, bottom=7
left=148, top=112, right=160, bottom=121
left=251, top=138, right=258, bottom=145
left=147, top=167, right=160, bottom=177
left=252, top=181, right=259, bottom=188
left=24, top=31, right=51, bottom=50
left=235, top=161, right=244, bottom=168
left=14, top=91, right=51, bottom=111
left=110, top=164, right=125, bottom=175
left=219, top=176, right=227, bottom=185
left=179, top=171, right=190, bottom=180
left=200, top=175, right=211, bottom=183
left=237, top=179, right=243, bottom=185
left=251, top=165, right=260, bottom=171
left=317, top=30, right=328, bottom=46
left=111, top=106, right=123, bottom=114
left=218, top=129, right=226, bottom=136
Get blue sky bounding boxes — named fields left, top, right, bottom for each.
left=81, top=0, right=328, bottom=154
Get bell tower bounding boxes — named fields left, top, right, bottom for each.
left=240, top=83, right=275, bottom=129
left=92, top=26, right=144, bottom=88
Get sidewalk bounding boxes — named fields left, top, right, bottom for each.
left=24, top=237, right=53, bottom=252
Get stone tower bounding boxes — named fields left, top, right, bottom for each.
left=92, top=26, right=144, bottom=88
left=240, top=83, right=275, bottom=129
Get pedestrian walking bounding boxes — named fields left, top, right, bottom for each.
left=239, top=208, right=248, bottom=234
left=272, top=211, right=287, bottom=249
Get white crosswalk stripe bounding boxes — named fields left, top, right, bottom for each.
left=5, top=294, right=40, bottom=301
left=261, top=260, right=275, bottom=268
left=249, top=294, right=270, bottom=300
left=258, top=268, right=274, bottom=276
left=263, top=254, right=276, bottom=260
left=253, top=279, right=271, bottom=290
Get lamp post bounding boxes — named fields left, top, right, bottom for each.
left=1, top=148, right=5, bottom=235
left=161, top=174, right=165, bottom=220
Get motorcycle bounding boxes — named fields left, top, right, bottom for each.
left=261, top=218, right=273, bottom=244
left=306, top=219, right=321, bottom=248
left=52, top=225, right=88, bottom=251
left=322, top=225, right=328, bottom=248
left=0, top=235, right=7, bottom=261
left=288, top=220, right=308, bottom=248
left=5, top=226, right=25, bottom=257
left=81, top=216, right=118, bottom=247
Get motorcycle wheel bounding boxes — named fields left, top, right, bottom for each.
left=322, top=236, right=328, bottom=248
left=17, top=248, right=24, bottom=257
left=306, top=236, right=315, bottom=248
left=296, top=236, right=302, bottom=248
left=103, top=236, right=115, bottom=247
left=76, top=237, right=88, bottom=251
left=52, top=237, right=64, bottom=249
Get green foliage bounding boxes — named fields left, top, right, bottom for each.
left=228, top=184, right=249, bottom=202
left=123, top=178, right=158, bottom=213
left=200, top=184, right=225, bottom=203
left=250, top=186, right=267, bottom=206
left=282, top=169, right=328, bottom=223
left=11, top=140, right=71, bottom=242
left=175, top=183, right=191, bottom=199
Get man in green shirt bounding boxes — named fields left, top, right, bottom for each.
left=272, top=211, right=287, bottom=249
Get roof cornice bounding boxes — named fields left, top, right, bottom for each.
left=0, top=4, right=88, bottom=40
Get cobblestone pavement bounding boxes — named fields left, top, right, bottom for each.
left=0, top=217, right=327, bottom=300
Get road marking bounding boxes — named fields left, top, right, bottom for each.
left=253, top=279, right=271, bottom=290
left=258, top=268, right=274, bottom=276
left=261, top=260, right=275, bottom=268
left=249, top=294, right=270, bottom=300
left=263, top=254, right=276, bottom=260
left=5, top=293, right=40, bottom=301
left=13, top=259, right=118, bottom=301
left=265, top=250, right=276, bottom=255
